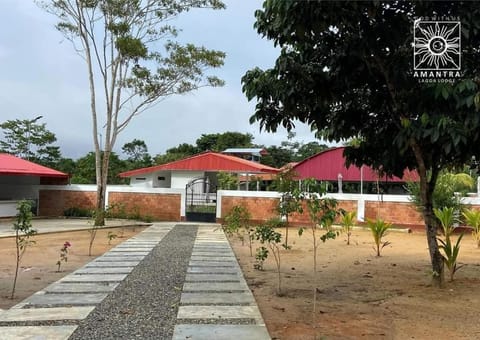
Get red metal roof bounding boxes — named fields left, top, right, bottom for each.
left=0, top=153, right=69, bottom=178
left=292, top=147, right=418, bottom=182
left=119, top=151, right=280, bottom=178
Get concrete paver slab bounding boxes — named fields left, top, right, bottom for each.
left=177, top=305, right=263, bottom=320
left=74, top=267, right=134, bottom=274
left=93, top=256, right=145, bottom=262
left=181, top=292, right=255, bottom=304
left=60, top=274, right=127, bottom=282
left=172, top=324, right=270, bottom=340
left=86, top=261, right=140, bottom=267
left=189, top=261, right=238, bottom=267
left=102, top=251, right=150, bottom=256
left=187, top=267, right=239, bottom=274
left=190, top=256, right=236, bottom=261
left=0, top=326, right=78, bottom=340
left=22, top=293, right=108, bottom=306
left=46, top=282, right=119, bottom=293
left=185, top=274, right=240, bottom=282
left=0, top=306, right=95, bottom=321
left=183, top=282, right=248, bottom=291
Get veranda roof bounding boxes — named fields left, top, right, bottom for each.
left=292, top=147, right=418, bottom=182
left=0, top=153, right=69, bottom=178
left=119, top=151, right=279, bottom=178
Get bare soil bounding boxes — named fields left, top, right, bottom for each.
left=230, top=227, right=480, bottom=340
left=0, top=226, right=147, bottom=310
left=2, top=224, right=479, bottom=339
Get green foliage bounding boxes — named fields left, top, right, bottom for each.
left=217, top=172, right=238, bottom=190
left=107, top=232, right=117, bottom=245
left=42, top=0, right=226, bottom=226
left=196, top=132, right=254, bottom=152
left=71, top=152, right=128, bottom=184
left=434, top=207, right=457, bottom=240
left=255, top=224, right=283, bottom=295
left=122, top=139, right=153, bottom=169
left=254, top=246, right=269, bottom=271
left=64, top=207, right=93, bottom=218
left=407, top=171, right=474, bottom=210
left=11, top=200, right=37, bottom=299
left=223, top=205, right=253, bottom=254
left=263, top=216, right=287, bottom=229
left=0, top=117, right=62, bottom=166
left=242, top=0, right=480, bottom=286
left=366, top=219, right=391, bottom=257
left=105, top=203, right=128, bottom=219
left=275, top=168, right=303, bottom=248
left=462, top=209, right=480, bottom=247
left=340, top=211, right=356, bottom=245
left=438, top=234, right=464, bottom=282
left=56, top=241, right=71, bottom=272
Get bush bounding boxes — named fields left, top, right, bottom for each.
left=64, top=207, right=93, bottom=218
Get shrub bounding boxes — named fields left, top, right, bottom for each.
left=340, top=210, right=356, bottom=245
left=366, top=218, right=391, bottom=257
left=64, top=207, right=93, bottom=217
left=462, top=209, right=480, bottom=248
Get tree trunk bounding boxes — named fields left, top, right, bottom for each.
left=95, top=149, right=110, bottom=226
left=411, top=142, right=444, bottom=287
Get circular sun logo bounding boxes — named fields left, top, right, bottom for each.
left=414, top=21, right=461, bottom=70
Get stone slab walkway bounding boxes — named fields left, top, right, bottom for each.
left=0, top=223, right=270, bottom=339
left=172, top=225, right=270, bottom=340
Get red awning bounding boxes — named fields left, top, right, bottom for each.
left=292, top=147, right=419, bottom=182
left=119, top=151, right=279, bottom=178
left=0, top=153, right=69, bottom=178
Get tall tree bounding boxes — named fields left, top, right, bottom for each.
left=242, top=1, right=480, bottom=286
left=0, top=117, right=62, bottom=166
left=122, top=139, right=152, bottom=169
left=196, top=132, right=254, bottom=152
left=154, top=143, right=198, bottom=164
left=72, top=151, right=128, bottom=185
left=42, top=0, right=225, bottom=225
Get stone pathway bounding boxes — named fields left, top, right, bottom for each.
left=173, top=225, right=270, bottom=340
left=0, top=223, right=270, bottom=339
left=0, top=223, right=173, bottom=339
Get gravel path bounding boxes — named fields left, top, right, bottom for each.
left=69, top=225, right=198, bottom=340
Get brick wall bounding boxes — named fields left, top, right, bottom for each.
left=39, top=190, right=96, bottom=216
left=221, top=196, right=279, bottom=224
left=108, top=191, right=181, bottom=221
left=364, top=201, right=423, bottom=227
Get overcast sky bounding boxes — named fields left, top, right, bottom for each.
left=0, top=0, right=322, bottom=159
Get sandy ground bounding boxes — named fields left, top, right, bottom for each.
left=1, top=223, right=479, bottom=339
left=230, top=227, right=480, bottom=340
left=0, top=225, right=147, bottom=310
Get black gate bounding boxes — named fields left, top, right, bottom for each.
left=185, top=177, right=217, bottom=222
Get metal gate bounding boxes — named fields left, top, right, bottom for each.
left=185, top=177, right=217, bottom=222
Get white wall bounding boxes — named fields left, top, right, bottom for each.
left=171, top=171, right=204, bottom=189
left=152, top=171, right=171, bottom=188
left=129, top=173, right=154, bottom=187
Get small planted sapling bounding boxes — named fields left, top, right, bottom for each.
left=11, top=200, right=37, bottom=299
left=435, top=206, right=464, bottom=281
left=462, top=209, right=480, bottom=248
left=254, top=246, right=269, bottom=270
left=255, top=224, right=283, bottom=295
left=340, top=210, right=356, bottom=245
left=88, top=210, right=99, bottom=256
left=56, top=241, right=71, bottom=272
left=107, top=231, right=117, bottom=245
left=300, top=179, right=340, bottom=316
left=366, top=218, right=391, bottom=257
left=224, top=205, right=254, bottom=255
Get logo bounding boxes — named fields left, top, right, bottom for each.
left=413, top=18, right=462, bottom=82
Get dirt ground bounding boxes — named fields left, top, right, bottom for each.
left=230, top=227, right=480, bottom=340
left=1, top=224, right=479, bottom=339
left=0, top=226, right=146, bottom=310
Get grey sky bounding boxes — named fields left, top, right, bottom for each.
left=0, top=0, right=321, bottom=159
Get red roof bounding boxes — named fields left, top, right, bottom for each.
left=119, top=151, right=279, bottom=178
left=292, top=147, right=418, bottom=182
left=0, top=153, right=69, bottom=178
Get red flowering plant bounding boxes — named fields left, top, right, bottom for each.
left=56, top=241, right=71, bottom=272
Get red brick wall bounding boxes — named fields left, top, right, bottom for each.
left=39, top=190, right=96, bottom=216
left=221, top=196, right=279, bottom=224
left=364, top=201, right=423, bottom=228
left=108, top=192, right=181, bottom=221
